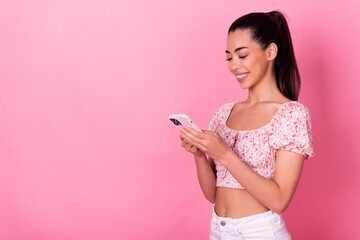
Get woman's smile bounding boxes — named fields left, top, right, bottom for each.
left=235, top=72, right=250, bottom=82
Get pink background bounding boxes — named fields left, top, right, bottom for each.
left=1, top=0, right=359, bottom=239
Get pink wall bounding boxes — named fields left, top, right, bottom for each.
left=0, top=0, right=359, bottom=239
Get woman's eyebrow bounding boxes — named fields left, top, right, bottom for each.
left=225, top=47, right=249, bottom=54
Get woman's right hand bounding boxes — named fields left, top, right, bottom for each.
left=179, top=132, right=206, bottom=158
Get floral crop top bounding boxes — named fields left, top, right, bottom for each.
left=207, top=101, right=314, bottom=190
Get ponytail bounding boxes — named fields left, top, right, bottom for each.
left=228, top=11, right=301, bottom=100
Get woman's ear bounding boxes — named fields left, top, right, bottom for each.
left=267, top=43, right=278, bottom=61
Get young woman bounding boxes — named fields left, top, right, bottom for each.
left=179, top=11, right=314, bottom=240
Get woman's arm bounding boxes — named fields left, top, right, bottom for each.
left=180, top=127, right=304, bottom=214
left=179, top=134, right=217, bottom=203
left=221, top=149, right=304, bottom=214
left=194, top=154, right=217, bottom=203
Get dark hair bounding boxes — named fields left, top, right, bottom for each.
left=228, top=11, right=300, bottom=101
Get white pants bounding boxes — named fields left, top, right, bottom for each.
left=210, top=205, right=292, bottom=240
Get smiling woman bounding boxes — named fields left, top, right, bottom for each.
left=178, top=11, right=314, bottom=240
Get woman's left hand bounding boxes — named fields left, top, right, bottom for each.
left=179, top=127, right=233, bottom=162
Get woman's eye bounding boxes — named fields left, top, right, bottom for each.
left=226, top=56, right=247, bottom=61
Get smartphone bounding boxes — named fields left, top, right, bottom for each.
left=168, top=114, right=202, bottom=132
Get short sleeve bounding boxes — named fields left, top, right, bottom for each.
left=207, top=106, right=221, bottom=132
left=270, top=103, right=314, bottom=159
left=206, top=103, right=231, bottom=133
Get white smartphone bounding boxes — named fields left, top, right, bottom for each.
left=169, top=114, right=203, bottom=132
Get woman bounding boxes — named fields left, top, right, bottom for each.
left=179, top=11, right=314, bottom=240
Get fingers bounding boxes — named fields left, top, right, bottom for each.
left=178, top=128, right=224, bottom=159
left=179, top=132, right=193, bottom=148
left=185, top=128, right=218, bottom=140
left=189, top=145, right=199, bottom=154
left=202, top=130, right=218, bottom=136
left=182, top=139, right=198, bottom=153
left=185, top=143, right=195, bottom=152
left=183, top=127, right=204, bottom=139
left=180, top=128, right=207, bottom=147
left=179, top=131, right=202, bottom=154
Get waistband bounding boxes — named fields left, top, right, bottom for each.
left=211, top=205, right=284, bottom=234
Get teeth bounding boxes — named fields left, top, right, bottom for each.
left=237, top=73, right=249, bottom=79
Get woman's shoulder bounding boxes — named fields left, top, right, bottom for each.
left=219, top=101, right=236, bottom=109
left=283, top=101, right=312, bottom=117
left=207, top=102, right=236, bottom=130
left=213, top=101, right=236, bottom=113
left=270, top=100, right=315, bottom=159
left=276, top=100, right=312, bottom=128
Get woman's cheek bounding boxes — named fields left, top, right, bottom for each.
left=227, top=62, right=232, bottom=73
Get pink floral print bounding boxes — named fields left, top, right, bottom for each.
left=207, top=101, right=314, bottom=190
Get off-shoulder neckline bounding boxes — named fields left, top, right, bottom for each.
left=224, top=100, right=298, bottom=132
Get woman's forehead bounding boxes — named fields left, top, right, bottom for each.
left=226, top=29, right=257, bottom=51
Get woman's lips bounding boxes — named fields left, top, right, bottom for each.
left=236, top=72, right=249, bottom=82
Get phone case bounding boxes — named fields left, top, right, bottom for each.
left=168, top=114, right=202, bottom=132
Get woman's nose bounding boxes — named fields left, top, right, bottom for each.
left=231, top=57, right=241, bottom=70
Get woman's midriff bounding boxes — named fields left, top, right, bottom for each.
left=214, top=187, right=269, bottom=218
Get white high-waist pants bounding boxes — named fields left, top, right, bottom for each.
left=210, top=205, right=292, bottom=240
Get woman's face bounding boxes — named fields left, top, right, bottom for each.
left=226, top=29, right=272, bottom=89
